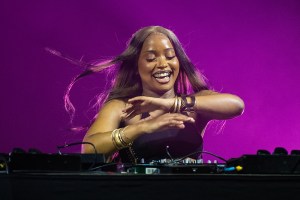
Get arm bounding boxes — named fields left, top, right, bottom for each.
left=82, top=99, right=124, bottom=154
left=83, top=99, right=150, bottom=154
left=123, top=90, right=245, bottom=121
left=82, top=99, right=194, bottom=154
left=192, top=90, right=245, bottom=120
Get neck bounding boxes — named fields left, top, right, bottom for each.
left=142, top=89, right=176, bottom=99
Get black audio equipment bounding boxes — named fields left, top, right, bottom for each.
left=1, top=152, right=226, bottom=174
left=226, top=154, right=300, bottom=174
left=9, top=153, right=81, bottom=172
left=4, top=153, right=300, bottom=174
left=3, top=146, right=300, bottom=174
left=1, top=152, right=106, bottom=173
left=0, top=153, right=8, bottom=172
left=122, top=163, right=224, bottom=174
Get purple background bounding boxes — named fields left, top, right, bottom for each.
left=1, top=0, right=300, bottom=161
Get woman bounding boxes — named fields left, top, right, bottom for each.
left=68, top=26, right=244, bottom=163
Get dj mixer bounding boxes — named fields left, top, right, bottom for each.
left=1, top=147, right=300, bottom=174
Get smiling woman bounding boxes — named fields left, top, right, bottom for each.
left=138, top=33, right=180, bottom=96
left=64, top=26, right=245, bottom=163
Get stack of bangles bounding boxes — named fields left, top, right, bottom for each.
left=111, top=126, right=132, bottom=150
left=170, top=95, right=196, bottom=113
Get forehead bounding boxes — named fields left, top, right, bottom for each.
left=141, top=33, right=173, bottom=50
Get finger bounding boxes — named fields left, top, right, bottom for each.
left=186, top=117, right=195, bottom=123
left=140, top=115, right=153, bottom=122
left=168, top=119, right=184, bottom=126
left=166, top=120, right=185, bottom=129
left=122, top=103, right=133, bottom=112
left=128, top=96, right=146, bottom=103
left=122, top=107, right=134, bottom=115
left=124, top=109, right=138, bottom=119
left=175, top=123, right=186, bottom=129
left=123, top=104, right=146, bottom=119
left=123, top=104, right=142, bottom=116
left=170, top=114, right=195, bottom=123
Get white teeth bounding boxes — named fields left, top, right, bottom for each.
left=153, top=71, right=171, bottom=78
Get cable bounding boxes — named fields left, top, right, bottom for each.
left=57, top=141, right=98, bottom=170
left=290, top=158, right=300, bottom=174
left=89, top=162, right=118, bottom=171
left=172, top=150, right=227, bottom=164
left=165, top=146, right=174, bottom=162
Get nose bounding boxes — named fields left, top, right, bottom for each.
left=157, top=56, right=168, bottom=68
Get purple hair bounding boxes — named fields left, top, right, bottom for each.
left=49, top=26, right=209, bottom=126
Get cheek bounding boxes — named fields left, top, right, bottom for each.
left=138, top=61, right=154, bottom=74
left=173, top=58, right=180, bottom=66
left=170, top=59, right=180, bottom=71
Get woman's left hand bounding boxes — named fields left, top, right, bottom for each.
left=122, top=96, right=174, bottom=119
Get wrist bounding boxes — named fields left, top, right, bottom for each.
left=137, top=121, right=151, bottom=134
left=180, top=95, right=196, bottom=113
left=166, top=98, right=176, bottom=112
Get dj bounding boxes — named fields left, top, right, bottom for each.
left=64, top=26, right=245, bottom=163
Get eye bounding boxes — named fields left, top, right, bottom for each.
left=146, top=57, right=156, bottom=62
left=166, top=55, right=176, bottom=60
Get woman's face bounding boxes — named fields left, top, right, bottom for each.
left=138, top=33, right=180, bottom=96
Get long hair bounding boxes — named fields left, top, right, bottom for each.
left=62, top=26, right=209, bottom=123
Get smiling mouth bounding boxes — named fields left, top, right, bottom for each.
left=152, top=70, right=173, bottom=84
left=152, top=70, right=172, bottom=79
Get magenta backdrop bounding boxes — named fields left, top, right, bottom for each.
left=1, top=0, right=299, bottom=161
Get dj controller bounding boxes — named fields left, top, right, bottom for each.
left=1, top=147, right=300, bottom=174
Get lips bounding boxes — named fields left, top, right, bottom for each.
left=152, top=70, right=172, bottom=84
left=152, top=70, right=172, bottom=78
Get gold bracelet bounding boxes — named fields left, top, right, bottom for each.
left=176, top=96, right=182, bottom=113
left=112, top=129, right=123, bottom=150
left=172, top=96, right=178, bottom=113
left=171, top=95, right=188, bottom=113
left=119, top=126, right=132, bottom=147
left=111, top=129, right=119, bottom=149
left=112, top=127, right=132, bottom=150
left=115, top=129, right=125, bottom=148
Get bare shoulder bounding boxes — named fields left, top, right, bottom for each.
left=97, top=99, right=127, bottom=121
left=87, top=99, right=126, bottom=134
left=101, top=99, right=127, bottom=112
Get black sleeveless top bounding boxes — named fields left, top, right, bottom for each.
left=119, top=113, right=203, bottom=163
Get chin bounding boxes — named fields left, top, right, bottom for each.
left=153, top=85, right=174, bottom=94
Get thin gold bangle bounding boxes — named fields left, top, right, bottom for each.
left=172, top=96, right=178, bottom=113
left=120, top=126, right=132, bottom=146
left=175, top=96, right=181, bottom=113
left=112, top=129, right=123, bottom=150
left=111, top=129, right=119, bottom=149
left=115, top=129, right=125, bottom=148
